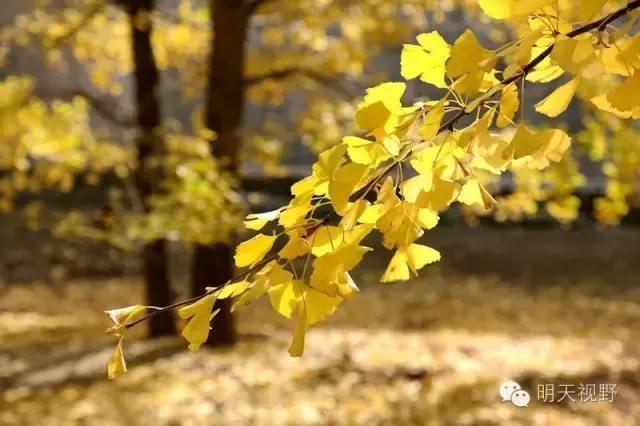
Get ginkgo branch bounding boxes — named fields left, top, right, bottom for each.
left=119, top=0, right=640, bottom=332
left=445, top=0, right=640, bottom=132
left=125, top=252, right=280, bottom=329
left=306, top=0, right=640, bottom=226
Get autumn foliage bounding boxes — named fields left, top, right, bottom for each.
left=105, top=0, right=640, bottom=377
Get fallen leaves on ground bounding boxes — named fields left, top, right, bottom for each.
left=2, top=259, right=640, bottom=425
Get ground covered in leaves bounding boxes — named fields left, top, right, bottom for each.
left=1, top=226, right=640, bottom=425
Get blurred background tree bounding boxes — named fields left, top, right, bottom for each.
left=0, top=0, right=473, bottom=344
left=2, top=1, right=640, bottom=424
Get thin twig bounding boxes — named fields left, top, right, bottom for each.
left=47, top=1, right=105, bottom=49
left=244, top=67, right=361, bottom=98
left=36, top=88, right=135, bottom=127
left=125, top=252, right=280, bottom=329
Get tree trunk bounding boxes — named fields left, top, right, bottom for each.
left=190, top=0, right=249, bottom=346
left=128, top=0, right=176, bottom=336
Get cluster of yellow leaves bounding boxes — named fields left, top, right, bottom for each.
left=135, top=134, right=243, bottom=245
left=106, top=0, right=640, bottom=375
left=579, top=114, right=640, bottom=225
left=0, top=76, right=131, bottom=213
left=104, top=305, right=147, bottom=379
left=203, top=0, right=640, bottom=358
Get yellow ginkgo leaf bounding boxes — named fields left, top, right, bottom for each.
left=243, top=208, right=281, bottom=231
left=446, top=30, right=495, bottom=79
left=231, top=280, right=268, bottom=312
left=416, top=175, right=459, bottom=211
left=336, top=272, right=360, bottom=299
left=303, top=286, right=342, bottom=326
left=343, top=136, right=373, bottom=164
left=497, top=84, right=519, bottom=128
left=279, top=194, right=312, bottom=228
left=288, top=305, right=307, bottom=357
left=417, top=208, right=439, bottom=229
left=535, top=77, right=579, bottom=117
left=381, top=243, right=441, bottom=283
left=358, top=203, right=383, bottom=224
left=551, top=36, right=595, bottom=75
left=590, top=94, right=632, bottom=118
left=405, top=243, right=441, bottom=273
left=507, top=124, right=540, bottom=159
left=291, top=175, right=319, bottom=197
left=458, top=178, right=496, bottom=210
left=343, top=222, right=373, bottom=245
left=340, top=199, right=369, bottom=231
left=178, top=293, right=218, bottom=351
left=382, top=135, right=400, bottom=156
left=310, top=243, right=371, bottom=295
left=213, top=281, right=249, bottom=299
left=597, top=38, right=638, bottom=76
left=401, top=45, right=432, bottom=79
left=506, top=125, right=571, bottom=169
left=279, top=230, right=311, bottom=260
left=268, top=279, right=304, bottom=319
left=402, top=174, right=433, bottom=203
left=295, top=144, right=347, bottom=199
left=401, top=31, right=450, bottom=88
left=476, top=0, right=515, bottom=19
left=607, top=71, right=640, bottom=112
left=234, top=233, right=278, bottom=267
left=107, top=336, right=127, bottom=380
left=381, top=250, right=410, bottom=282
left=105, top=305, right=146, bottom=336
left=235, top=263, right=292, bottom=312
left=527, top=45, right=565, bottom=83
left=310, top=226, right=344, bottom=256
left=329, top=162, right=368, bottom=215
left=420, top=101, right=445, bottom=140
left=452, top=69, right=486, bottom=96
left=355, top=82, right=406, bottom=133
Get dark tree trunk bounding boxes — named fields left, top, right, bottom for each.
left=127, top=0, right=176, bottom=336
left=189, top=0, right=249, bottom=346
left=191, top=243, right=236, bottom=344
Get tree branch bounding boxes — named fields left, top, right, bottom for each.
left=124, top=252, right=280, bottom=329
left=119, top=0, right=640, bottom=331
left=440, top=0, right=640, bottom=132
left=245, top=67, right=362, bottom=98
left=37, top=88, right=135, bottom=127
left=245, top=0, right=277, bottom=17
left=47, top=1, right=105, bottom=49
